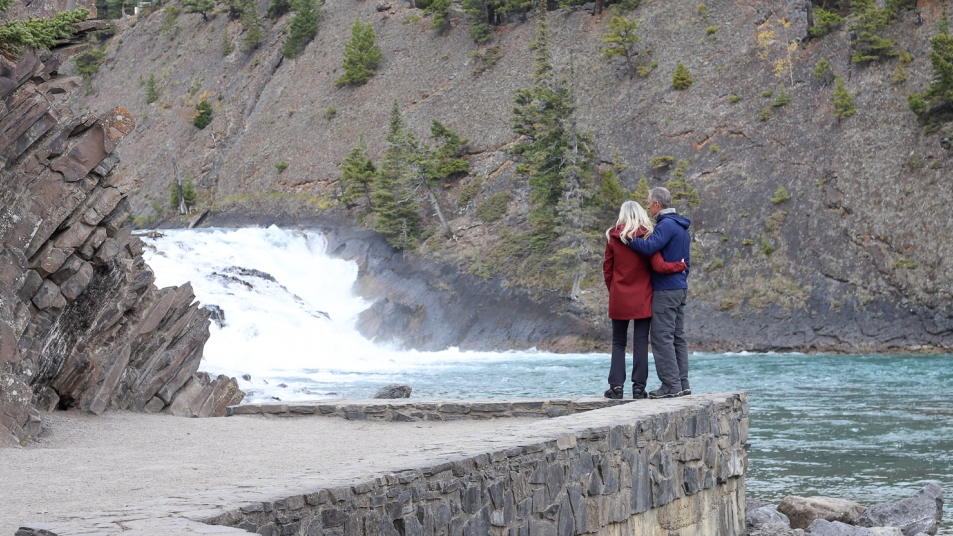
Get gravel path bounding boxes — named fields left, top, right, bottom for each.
left=0, top=410, right=539, bottom=536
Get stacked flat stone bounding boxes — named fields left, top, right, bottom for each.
left=15, top=393, right=750, bottom=536
left=227, top=397, right=636, bottom=421
left=0, top=39, right=243, bottom=448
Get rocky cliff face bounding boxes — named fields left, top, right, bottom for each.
left=69, top=0, right=953, bottom=353
left=0, top=37, right=244, bottom=448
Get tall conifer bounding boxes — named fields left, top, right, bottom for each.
left=335, top=18, right=383, bottom=87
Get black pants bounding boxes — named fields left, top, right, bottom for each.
left=609, top=318, right=651, bottom=390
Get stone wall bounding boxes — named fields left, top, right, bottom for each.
left=226, top=397, right=636, bottom=421
left=14, top=393, right=749, bottom=536
left=0, top=32, right=244, bottom=448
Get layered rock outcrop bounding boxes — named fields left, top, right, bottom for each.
left=0, top=35, right=243, bottom=448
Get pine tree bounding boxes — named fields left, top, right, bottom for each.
left=183, top=0, right=215, bottom=21
left=415, top=120, right=469, bottom=237
left=601, top=15, right=641, bottom=77
left=461, top=0, right=491, bottom=43
left=598, top=167, right=625, bottom=223
left=630, top=176, right=650, bottom=209
left=145, top=73, right=159, bottom=104
left=511, top=11, right=572, bottom=231
left=668, top=160, right=700, bottom=207
left=0, top=8, right=89, bottom=58
left=339, top=135, right=377, bottom=208
left=335, top=18, right=383, bottom=87
left=372, top=101, right=421, bottom=250
left=832, top=75, right=856, bottom=121
left=267, top=0, right=291, bottom=18
left=220, top=31, right=234, bottom=55
left=772, top=84, right=790, bottom=107
left=241, top=0, right=265, bottom=50
left=672, top=62, right=693, bottom=90
left=182, top=178, right=197, bottom=208
left=194, top=99, right=213, bottom=129
left=849, top=1, right=900, bottom=63
left=427, top=0, right=452, bottom=30
left=281, top=0, right=319, bottom=58
left=908, top=32, right=953, bottom=122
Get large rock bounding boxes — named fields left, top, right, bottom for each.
left=748, top=504, right=792, bottom=529
left=0, top=38, right=243, bottom=448
left=853, top=484, right=944, bottom=536
left=778, top=496, right=867, bottom=530
left=805, top=519, right=878, bottom=536
left=374, top=383, right=413, bottom=399
left=747, top=523, right=802, bottom=536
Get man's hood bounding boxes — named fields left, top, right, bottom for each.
left=658, top=212, right=691, bottom=229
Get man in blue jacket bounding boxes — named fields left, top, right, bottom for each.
left=627, top=187, right=691, bottom=398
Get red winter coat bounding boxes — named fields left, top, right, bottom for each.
left=603, top=226, right=687, bottom=320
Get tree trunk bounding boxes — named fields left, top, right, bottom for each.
left=363, top=184, right=372, bottom=209
left=570, top=273, right=582, bottom=300
left=173, top=156, right=186, bottom=215
left=424, top=180, right=453, bottom=239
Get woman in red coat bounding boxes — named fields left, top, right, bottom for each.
left=603, top=201, right=686, bottom=399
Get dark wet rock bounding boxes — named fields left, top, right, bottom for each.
left=209, top=271, right=253, bottom=289
left=202, top=304, right=226, bottom=328
left=374, top=384, right=412, bottom=399
left=778, top=496, right=867, bottom=530
left=241, top=374, right=251, bottom=381
left=223, top=266, right=277, bottom=282
left=853, top=484, right=944, bottom=536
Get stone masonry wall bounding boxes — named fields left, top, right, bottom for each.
left=0, top=33, right=244, bottom=448
left=15, top=392, right=749, bottom=536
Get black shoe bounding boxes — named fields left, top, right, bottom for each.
left=632, top=387, right=648, bottom=400
left=604, top=386, right=624, bottom=400
left=648, top=386, right=681, bottom=399
left=677, top=388, right=692, bottom=397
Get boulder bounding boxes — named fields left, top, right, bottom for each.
left=747, top=522, right=802, bottom=536
left=778, top=496, right=867, bottom=530
left=374, top=384, right=412, bottom=399
left=805, top=519, right=878, bottom=536
left=867, top=528, right=904, bottom=536
left=748, top=505, right=792, bottom=529
left=853, top=484, right=944, bottom=536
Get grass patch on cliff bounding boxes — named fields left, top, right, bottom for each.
left=476, top=191, right=512, bottom=222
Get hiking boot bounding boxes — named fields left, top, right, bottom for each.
left=632, top=387, right=648, bottom=400
left=604, top=385, right=624, bottom=400
left=648, top=385, right=681, bottom=399
left=677, top=388, right=692, bottom=397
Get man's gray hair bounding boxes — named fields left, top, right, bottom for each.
left=648, top=187, right=673, bottom=209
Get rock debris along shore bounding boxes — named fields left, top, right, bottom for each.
left=0, top=33, right=243, bottom=448
left=746, top=483, right=945, bottom=536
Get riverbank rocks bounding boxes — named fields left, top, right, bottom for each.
left=0, top=33, right=243, bottom=448
left=805, top=519, right=880, bottom=535
left=749, top=504, right=793, bottom=528
left=853, top=483, right=944, bottom=536
left=373, top=383, right=412, bottom=398
left=779, top=496, right=868, bottom=530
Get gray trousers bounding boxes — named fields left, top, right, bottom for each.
left=651, top=288, right=689, bottom=391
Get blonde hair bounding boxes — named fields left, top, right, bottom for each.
left=606, top=200, right=655, bottom=244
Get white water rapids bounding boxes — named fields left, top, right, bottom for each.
left=142, top=226, right=581, bottom=402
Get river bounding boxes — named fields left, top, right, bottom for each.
left=143, top=226, right=953, bottom=533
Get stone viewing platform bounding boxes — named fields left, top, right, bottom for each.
left=13, top=392, right=748, bottom=536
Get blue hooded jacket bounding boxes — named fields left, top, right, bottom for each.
left=626, top=211, right=691, bottom=290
